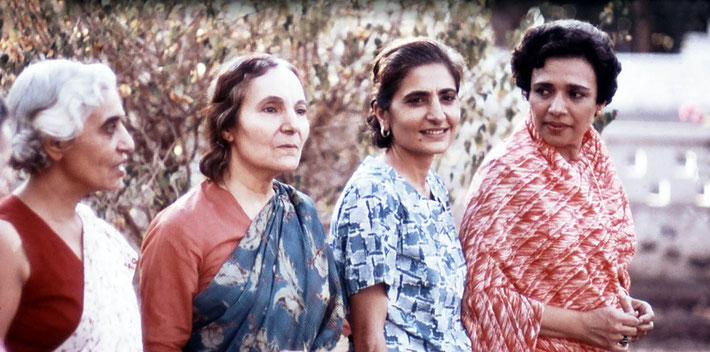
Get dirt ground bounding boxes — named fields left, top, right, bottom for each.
left=334, top=277, right=710, bottom=352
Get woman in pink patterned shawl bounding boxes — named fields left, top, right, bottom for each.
left=460, top=20, right=654, bottom=351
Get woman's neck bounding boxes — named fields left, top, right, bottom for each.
left=222, top=163, right=275, bottom=219
left=382, top=147, right=433, bottom=197
left=14, top=171, right=85, bottom=260
left=15, top=171, right=84, bottom=221
left=556, top=144, right=582, bottom=163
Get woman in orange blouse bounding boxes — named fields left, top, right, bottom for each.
left=460, top=20, right=654, bottom=351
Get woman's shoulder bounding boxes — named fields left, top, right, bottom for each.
left=273, top=181, right=318, bottom=212
left=141, top=184, right=209, bottom=249
left=0, top=218, right=28, bottom=275
left=75, top=203, right=117, bottom=230
left=147, top=182, right=213, bottom=231
left=343, top=156, right=398, bottom=196
left=76, top=203, right=137, bottom=259
left=480, top=129, right=547, bottom=177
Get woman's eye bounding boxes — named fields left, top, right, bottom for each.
left=102, top=121, right=118, bottom=135
left=295, top=108, right=307, bottom=116
left=407, top=97, right=424, bottom=104
left=263, top=106, right=278, bottom=113
left=534, top=88, right=550, bottom=96
left=570, top=91, right=586, bottom=99
left=441, top=94, right=457, bottom=102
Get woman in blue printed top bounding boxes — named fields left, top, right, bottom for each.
left=329, top=38, right=472, bottom=351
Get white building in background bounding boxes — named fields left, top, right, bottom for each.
left=603, top=31, right=710, bottom=280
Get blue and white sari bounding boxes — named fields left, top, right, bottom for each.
left=185, top=181, right=345, bottom=351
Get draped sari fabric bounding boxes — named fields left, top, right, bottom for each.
left=185, top=181, right=345, bottom=351
left=55, top=204, right=142, bottom=352
left=460, top=117, right=636, bottom=351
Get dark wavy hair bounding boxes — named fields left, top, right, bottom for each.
left=368, top=37, right=465, bottom=148
left=198, top=54, right=301, bottom=184
left=511, top=19, right=622, bottom=105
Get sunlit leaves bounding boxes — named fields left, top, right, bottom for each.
left=0, top=0, right=525, bottom=242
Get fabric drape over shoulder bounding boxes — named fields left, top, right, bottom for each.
left=186, top=181, right=346, bottom=351
left=55, top=204, right=142, bottom=351
left=460, top=117, right=636, bottom=351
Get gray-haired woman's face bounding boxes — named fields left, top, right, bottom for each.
left=58, top=88, right=135, bottom=193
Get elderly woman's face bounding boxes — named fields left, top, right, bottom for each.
left=58, top=88, right=134, bottom=193
left=223, top=65, right=309, bottom=177
left=529, top=56, right=604, bottom=161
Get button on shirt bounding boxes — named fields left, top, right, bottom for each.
left=329, top=156, right=471, bottom=351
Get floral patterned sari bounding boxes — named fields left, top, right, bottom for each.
left=185, top=181, right=345, bottom=351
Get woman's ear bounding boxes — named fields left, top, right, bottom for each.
left=596, top=102, right=607, bottom=116
left=42, top=137, right=70, bottom=162
left=221, top=130, right=234, bottom=143
left=373, top=103, right=389, bottom=131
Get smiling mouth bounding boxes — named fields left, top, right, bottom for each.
left=421, top=128, right=448, bottom=135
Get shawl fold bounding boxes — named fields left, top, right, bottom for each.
left=460, top=117, right=635, bottom=351
left=185, top=181, right=345, bottom=351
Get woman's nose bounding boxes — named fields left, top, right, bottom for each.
left=548, top=93, right=567, bottom=115
left=427, top=99, right=446, bottom=122
left=117, top=122, right=135, bottom=153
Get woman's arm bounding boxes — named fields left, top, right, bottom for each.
left=349, top=284, right=388, bottom=352
left=0, top=221, right=29, bottom=337
left=541, top=304, right=639, bottom=351
left=139, top=222, right=201, bottom=352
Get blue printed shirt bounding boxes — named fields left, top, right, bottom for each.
left=329, top=156, right=471, bottom=351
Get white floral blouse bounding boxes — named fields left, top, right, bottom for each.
left=54, top=203, right=142, bottom=352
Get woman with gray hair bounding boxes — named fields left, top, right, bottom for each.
left=0, top=59, right=142, bottom=351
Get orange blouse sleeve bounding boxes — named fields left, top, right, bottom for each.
left=139, top=216, right=201, bottom=352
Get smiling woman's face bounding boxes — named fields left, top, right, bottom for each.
left=379, top=63, right=460, bottom=162
left=222, top=65, right=310, bottom=178
left=529, top=56, right=604, bottom=161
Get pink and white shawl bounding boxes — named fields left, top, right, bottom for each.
left=460, top=116, right=636, bottom=351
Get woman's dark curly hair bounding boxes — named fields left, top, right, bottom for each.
left=199, top=54, right=301, bottom=184
left=368, top=37, right=465, bottom=148
left=511, top=19, right=622, bottom=105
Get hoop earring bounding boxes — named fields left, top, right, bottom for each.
left=380, top=124, right=390, bottom=138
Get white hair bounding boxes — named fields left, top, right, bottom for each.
left=6, top=59, right=117, bottom=173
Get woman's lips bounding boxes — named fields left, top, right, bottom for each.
left=421, top=128, right=449, bottom=136
left=544, top=121, right=571, bottom=130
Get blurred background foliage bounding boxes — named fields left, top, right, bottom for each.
left=1, top=0, right=622, bottom=246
